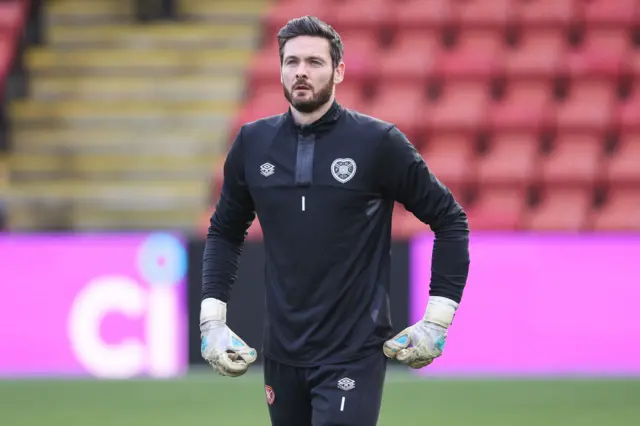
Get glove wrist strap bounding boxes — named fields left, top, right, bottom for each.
left=200, top=298, right=227, bottom=324
left=423, top=296, right=458, bottom=328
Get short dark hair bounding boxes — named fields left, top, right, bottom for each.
left=277, top=16, right=344, bottom=67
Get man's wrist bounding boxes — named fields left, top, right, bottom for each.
left=422, top=296, right=459, bottom=328
left=200, top=297, right=227, bottom=324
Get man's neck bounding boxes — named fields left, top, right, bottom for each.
left=290, top=97, right=334, bottom=126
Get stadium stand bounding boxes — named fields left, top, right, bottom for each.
left=218, top=0, right=640, bottom=237
left=3, top=0, right=266, bottom=231
left=1, top=0, right=638, bottom=235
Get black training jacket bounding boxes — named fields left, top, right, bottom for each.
left=202, top=101, right=470, bottom=366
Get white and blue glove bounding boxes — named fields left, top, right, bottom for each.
left=383, top=296, right=458, bottom=369
left=200, top=298, right=257, bottom=377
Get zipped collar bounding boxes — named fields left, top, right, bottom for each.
left=286, top=100, right=344, bottom=136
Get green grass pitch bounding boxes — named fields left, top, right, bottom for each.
left=1, top=367, right=638, bottom=426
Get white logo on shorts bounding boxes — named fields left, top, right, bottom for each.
left=331, top=158, right=357, bottom=183
left=337, top=377, right=355, bottom=391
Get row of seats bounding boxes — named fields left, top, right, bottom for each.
left=237, top=79, right=640, bottom=138
left=422, top=132, right=640, bottom=188
left=0, top=0, right=29, bottom=97
left=251, top=27, right=640, bottom=85
left=394, top=187, right=640, bottom=235
left=265, top=0, right=639, bottom=33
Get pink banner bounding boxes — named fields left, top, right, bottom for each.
left=411, top=234, right=640, bottom=376
left=0, top=233, right=188, bottom=378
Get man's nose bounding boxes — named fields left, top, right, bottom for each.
left=295, top=63, right=309, bottom=78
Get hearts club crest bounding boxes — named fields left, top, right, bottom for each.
left=331, top=158, right=357, bottom=183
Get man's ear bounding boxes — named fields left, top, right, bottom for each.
left=334, top=62, right=345, bottom=84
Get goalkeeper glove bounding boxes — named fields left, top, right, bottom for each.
left=383, top=296, right=458, bottom=369
left=200, top=298, right=257, bottom=377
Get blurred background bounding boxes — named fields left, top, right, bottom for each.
left=0, top=0, right=639, bottom=425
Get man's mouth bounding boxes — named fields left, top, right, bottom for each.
left=294, top=84, right=311, bottom=91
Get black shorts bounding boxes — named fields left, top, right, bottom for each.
left=263, top=351, right=388, bottom=426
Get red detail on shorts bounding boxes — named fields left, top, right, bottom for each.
left=265, top=385, right=275, bottom=405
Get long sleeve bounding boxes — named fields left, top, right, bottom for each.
left=202, top=127, right=256, bottom=302
left=376, top=126, right=470, bottom=303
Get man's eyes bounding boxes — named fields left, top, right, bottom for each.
left=285, top=59, right=324, bottom=66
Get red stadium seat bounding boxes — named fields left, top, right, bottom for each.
left=555, top=80, right=614, bottom=132
left=264, top=0, right=329, bottom=34
left=503, top=28, right=566, bottom=78
left=394, top=0, right=452, bottom=29
left=489, top=79, right=553, bottom=130
left=378, top=30, right=438, bottom=83
left=604, top=133, right=640, bottom=186
left=0, top=35, right=10, bottom=86
left=563, top=29, right=629, bottom=78
left=435, top=29, right=503, bottom=80
left=249, top=42, right=281, bottom=86
left=252, top=82, right=286, bottom=102
left=421, top=133, right=476, bottom=189
left=450, top=0, right=514, bottom=28
left=582, top=0, right=637, bottom=28
left=615, top=81, right=640, bottom=132
left=515, top=0, right=578, bottom=28
left=335, top=81, right=364, bottom=110
left=466, top=187, right=526, bottom=230
left=425, top=81, right=489, bottom=132
left=476, top=132, right=539, bottom=188
left=630, top=47, right=640, bottom=76
left=0, top=0, right=24, bottom=30
left=328, top=0, right=394, bottom=31
left=365, top=83, right=424, bottom=139
left=237, top=84, right=289, bottom=126
left=538, top=133, right=603, bottom=188
left=339, top=30, right=380, bottom=82
left=590, top=189, right=640, bottom=230
left=524, top=187, right=592, bottom=231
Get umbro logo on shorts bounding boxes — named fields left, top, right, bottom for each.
left=337, top=377, right=355, bottom=391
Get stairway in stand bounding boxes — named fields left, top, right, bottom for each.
left=6, top=0, right=268, bottom=231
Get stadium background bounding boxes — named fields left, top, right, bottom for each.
left=0, top=0, right=639, bottom=425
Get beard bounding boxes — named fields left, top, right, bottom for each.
left=283, top=77, right=334, bottom=114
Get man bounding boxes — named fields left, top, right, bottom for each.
left=200, top=16, right=470, bottom=426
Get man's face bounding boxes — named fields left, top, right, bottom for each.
left=280, top=35, right=344, bottom=113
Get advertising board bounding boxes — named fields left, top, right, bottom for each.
left=0, top=233, right=188, bottom=378
left=411, top=234, right=640, bottom=376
